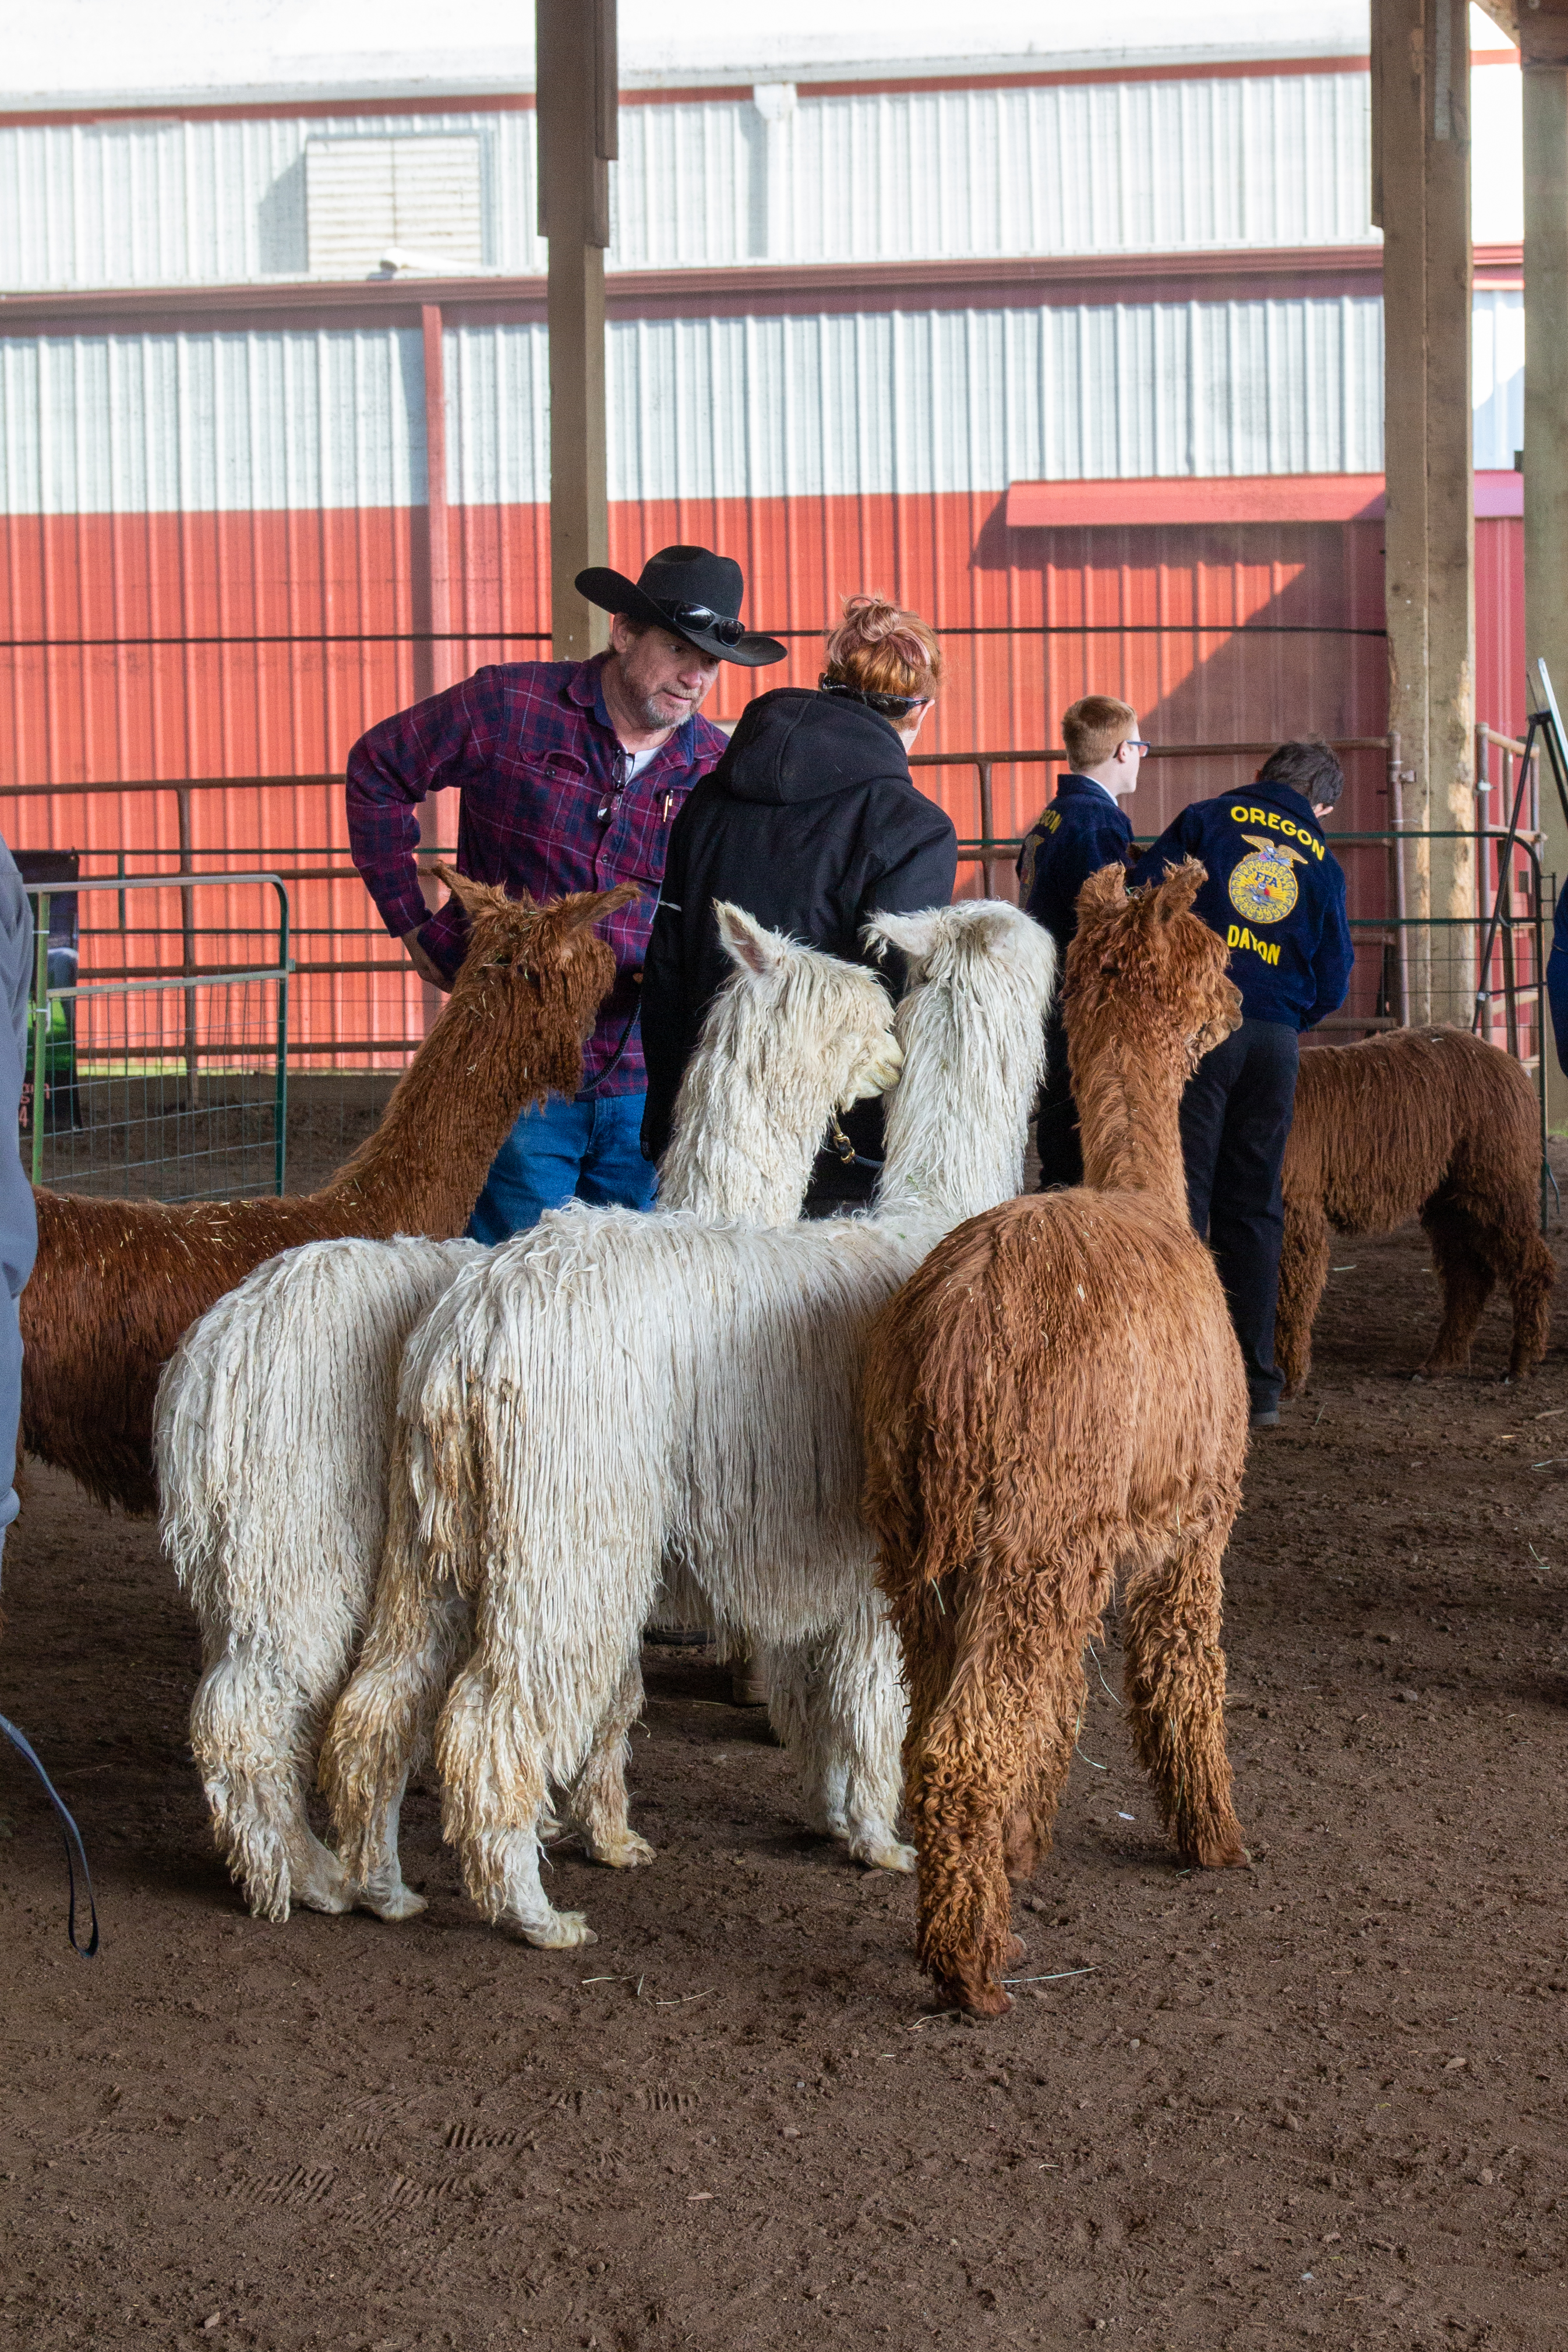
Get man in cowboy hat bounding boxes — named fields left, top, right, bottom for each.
left=347, top=546, right=784, bottom=1235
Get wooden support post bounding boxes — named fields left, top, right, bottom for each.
left=1374, top=0, right=1475, bottom=1025
left=1524, top=51, right=1568, bottom=1125
left=418, top=302, right=451, bottom=701
left=536, top=0, right=616, bottom=663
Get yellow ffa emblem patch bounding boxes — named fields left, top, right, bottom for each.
left=1228, top=834, right=1306, bottom=926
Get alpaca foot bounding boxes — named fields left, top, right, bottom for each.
left=291, top=1857, right=356, bottom=1916
left=588, top=1829, right=656, bottom=1869
left=285, top=1828, right=356, bottom=1916
left=933, top=1969, right=1012, bottom=2020
left=848, top=1831, right=917, bottom=1874
left=1179, top=1823, right=1250, bottom=1871
left=511, top=1909, right=598, bottom=1951
left=356, top=1880, right=429, bottom=1923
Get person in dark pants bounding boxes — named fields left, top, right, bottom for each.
left=1016, top=695, right=1146, bottom=1187
left=1131, top=739, right=1354, bottom=1427
left=640, top=594, right=958, bottom=1218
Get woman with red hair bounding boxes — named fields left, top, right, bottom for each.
left=639, top=594, right=957, bottom=1216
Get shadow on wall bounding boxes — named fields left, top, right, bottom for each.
left=980, top=509, right=1390, bottom=841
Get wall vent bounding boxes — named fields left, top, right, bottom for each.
left=305, top=136, right=483, bottom=277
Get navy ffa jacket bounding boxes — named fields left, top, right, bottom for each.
left=1018, top=775, right=1135, bottom=970
left=1549, top=877, right=1568, bottom=1075
left=1129, top=783, right=1354, bottom=1031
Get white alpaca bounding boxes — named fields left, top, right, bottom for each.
left=321, top=900, right=1055, bottom=1947
left=156, top=906, right=902, bottom=1923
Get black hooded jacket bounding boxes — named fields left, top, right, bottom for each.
left=638, top=688, right=958, bottom=1189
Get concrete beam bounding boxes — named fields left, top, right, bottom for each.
left=537, top=0, right=616, bottom=663
left=1374, top=0, right=1475, bottom=1026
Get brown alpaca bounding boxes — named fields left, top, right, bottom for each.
left=1277, top=1026, right=1555, bottom=1397
left=861, top=860, right=1251, bottom=2019
left=22, top=867, right=633, bottom=1516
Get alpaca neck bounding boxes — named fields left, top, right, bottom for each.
left=312, top=983, right=547, bottom=1235
left=658, top=1012, right=840, bottom=1223
left=874, top=983, right=1044, bottom=1229
left=1072, top=1017, right=1189, bottom=1212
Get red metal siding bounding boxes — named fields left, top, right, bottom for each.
left=8, top=491, right=1534, bottom=1060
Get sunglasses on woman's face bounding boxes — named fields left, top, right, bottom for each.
left=660, top=602, right=747, bottom=645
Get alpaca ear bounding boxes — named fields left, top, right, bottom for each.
left=556, top=880, right=640, bottom=937
left=863, top=907, right=944, bottom=965
left=1153, top=857, right=1208, bottom=921
left=425, top=859, right=497, bottom=915
left=713, top=901, right=787, bottom=977
left=1073, top=864, right=1129, bottom=928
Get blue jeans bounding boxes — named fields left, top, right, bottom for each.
left=467, top=1091, right=659, bottom=1243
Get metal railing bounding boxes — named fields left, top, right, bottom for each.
left=24, top=873, right=291, bottom=1201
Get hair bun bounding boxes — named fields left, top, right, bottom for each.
left=824, top=592, right=944, bottom=702
left=838, top=593, right=905, bottom=644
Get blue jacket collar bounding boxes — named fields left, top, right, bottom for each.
left=1055, top=772, right=1124, bottom=810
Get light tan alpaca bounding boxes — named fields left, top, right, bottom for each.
left=861, top=860, right=1251, bottom=2019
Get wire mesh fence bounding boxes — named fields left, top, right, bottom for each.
left=1, top=737, right=1555, bottom=1209
left=22, top=874, right=289, bottom=1203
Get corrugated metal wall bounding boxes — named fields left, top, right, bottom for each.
left=0, top=72, right=1375, bottom=291
left=0, top=288, right=1393, bottom=801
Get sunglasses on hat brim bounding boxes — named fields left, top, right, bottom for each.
left=656, top=601, right=747, bottom=647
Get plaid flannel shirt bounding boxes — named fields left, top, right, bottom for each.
left=345, top=655, right=728, bottom=1095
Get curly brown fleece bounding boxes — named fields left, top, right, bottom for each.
left=1277, top=1026, right=1554, bottom=1397
left=861, top=860, right=1251, bottom=2019
left=22, top=870, right=634, bottom=1516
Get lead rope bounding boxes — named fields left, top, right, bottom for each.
left=0, top=1712, right=101, bottom=1957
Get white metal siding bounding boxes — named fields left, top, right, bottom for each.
left=1472, top=287, right=1524, bottom=472
left=0, top=75, right=1375, bottom=291
left=8, top=292, right=1529, bottom=521
left=0, top=112, right=532, bottom=288
left=19, top=292, right=1532, bottom=518
left=0, top=327, right=425, bottom=513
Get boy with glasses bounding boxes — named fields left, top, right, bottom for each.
left=1018, top=695, right=1147, bottom=1188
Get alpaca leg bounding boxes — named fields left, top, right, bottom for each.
left=190, top=1638, right=354, bottom=1924
left=765, top=1612, right=912, bottom=1871
left=765, top=1639, right=848, bottom=1840
left=1274, top=1198, right=1330, bottom=1400
left=806, top=1605, right=913, bottom=1873
left=567, top=1655, right=655, bottom=1868
left=434, top=1655, right=596, bottom=1950
left=319, top=1582, right=471, bottom=1923
left=906, top=1599, right=1086, bottom=2019
left=1489, top=1216, right=1555, bottom=1382
left=1121, top=1520, right=1247, bottom=1870
left=1418, top=1196, right=1495, bottom=1375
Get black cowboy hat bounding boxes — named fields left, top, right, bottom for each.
left=575, top=545, right=786, bottom=668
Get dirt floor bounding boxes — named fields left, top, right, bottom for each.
left=5, top=1184, right=1568, bottom=2351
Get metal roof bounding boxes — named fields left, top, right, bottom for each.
left=1, top=2, right=1371, bottom=112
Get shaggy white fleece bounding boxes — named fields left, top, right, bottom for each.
left=156, top=906, right=901, bottom=1921
left=322, top=900, right=1055, bottom=1947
